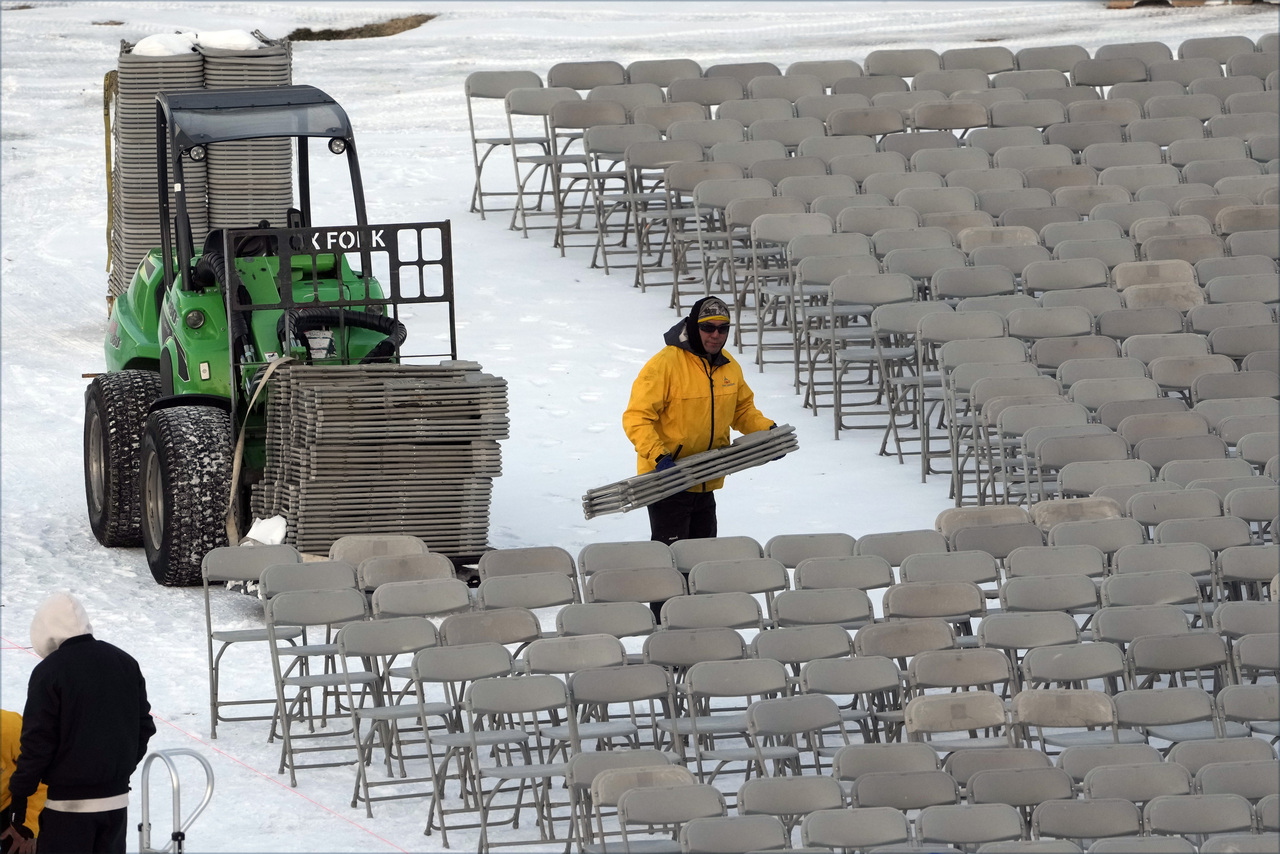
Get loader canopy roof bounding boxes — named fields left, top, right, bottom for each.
left=158, top=84, right=354, bottom=151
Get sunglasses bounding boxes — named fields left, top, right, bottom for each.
left=698, top=322, right=731, bottom=334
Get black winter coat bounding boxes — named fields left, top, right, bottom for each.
left=9, top=635, right=155, bottom=803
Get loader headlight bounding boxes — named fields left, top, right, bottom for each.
left=184, top=309, right=206, bottom=329
left=328, top=137, right=347, bottom=155
left=188, top=145, right=207, bottom=162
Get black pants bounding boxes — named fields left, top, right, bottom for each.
left=647, top=490, right=717, bottom=620
left=37, top=808, right=128, bottom=854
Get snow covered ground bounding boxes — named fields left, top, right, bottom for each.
left=1, top=2, right=1275, bottom=851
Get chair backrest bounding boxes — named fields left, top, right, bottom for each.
left=521, top=633, right=625, bottom=675
left=679, top=814, right=789, bottom=854
left=616, top=780, right=725, bottom=829
left=477, top=545, right=575, bottom=581
left=1032, top=798, right=1143, bottom=843
left=917, top=803, right=1026, bottom=849
left=356, top=552, right=455, bottom=591
left=266, top=586, right=368, bottom=630
left=749, top=624, right=853, bottom=667
left=905, top=690, right=1010, bottom=741
left=584, top=565, right=687, bottom=604
left=259, top=560, right=358, bottom=598
left=475, top=571, right=578, bottom=610
left=850, top=769, right=960, bottom=810
left=771, top=587, right=874, bottom=629
left=202, top=544, right=301, bottom=584
left=763, top=532, right=856, bottom=567
left=1056, top=742, right=1165, bottom=785
left=1143, top=793, right=1255, bottom=839
left=853, top=618, right=955, bottom=660
left=669, top=536, right=763, bottom=573
left=335, top=614, right=439, bottom=659
left=660, top=591, right=763, bottom=631
left=438, top=606, right=541, bottom=647
left=854, top=528, right=948, bottom=567
left=555, top=601, right=656, bottom=639
left=371, top=578, right=471, bottom=618
left=801, top=806, right=910, bottom=851
left=1083, top=761, right=1193, bottom=804
left=642, top=626, right=747, bottom=669
left=793, top=554, right=894, bottom=591
left=687, top=557, right=788, bottom=597
left=328, top=534, right=428, bottom=564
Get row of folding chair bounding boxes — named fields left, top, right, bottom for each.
left=198, top=535, right=1277, bottom=852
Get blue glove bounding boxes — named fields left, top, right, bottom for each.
left=654, top=454, right=676, bottom=473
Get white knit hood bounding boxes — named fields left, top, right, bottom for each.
left=30, top=592, right=93, bottom=658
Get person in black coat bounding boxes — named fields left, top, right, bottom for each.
left=1, top=592, right=155, bottom=854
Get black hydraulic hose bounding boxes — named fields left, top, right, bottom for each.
left=277, top=306, right=407, bottom=364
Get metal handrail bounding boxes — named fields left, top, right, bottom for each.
left=138, top=749, right=214, bottom=854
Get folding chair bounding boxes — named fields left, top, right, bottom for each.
left=763, top=532, right=856, bottom=568
left=336, top=616, right=440, bottom=817
left=463, top=674, right=574, bottom=852
left=564, top=751, right=681, bottom=853
left=615, top=776, right=725, bottom=853
left=266, top=587, right=374, bottom=786
left=798, top=651, right=904, bottom=740
left=564, top=663, right=673, bottom=753
left=966, top=764, right=1072, bottom=827
left=202, top=543, right=302, bottom=738
left=744, top=693, right=852, bottom=777
left=465, top=70, right=545, bottom=220
left=1195, top=758, right=1280, bottom=803
left=1012, top=689, right=1132, bottom=755
left=681, top=658, right=792, bottom=783
left=411, top=641, right=518, bottom=846
left=659, top=592, right=764, bottom=632
left=905, top=689, right=1013, bottom=753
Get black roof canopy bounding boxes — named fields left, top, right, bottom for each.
left=157, top=84, right=354, bottom=150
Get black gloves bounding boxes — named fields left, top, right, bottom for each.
left=654, top=454, right=676, bottom=473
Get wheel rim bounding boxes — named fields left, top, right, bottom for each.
left=87, top=407, right=106, bottom=517
left=143, top=447, right=164, bottom=549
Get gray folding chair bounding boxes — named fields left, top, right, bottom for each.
left=202, top=543, right=302, bottom=738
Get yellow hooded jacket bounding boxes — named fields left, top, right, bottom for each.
left=1, top=710, right=46, bottom=836
left=624, top=308, right=773, bottom=491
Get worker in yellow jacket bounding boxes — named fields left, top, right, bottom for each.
left=624, top=296, right=777, bottom=561
left=1, top=710, right=45, bottom=854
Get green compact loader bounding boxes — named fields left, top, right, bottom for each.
left=85, top=84, right=458, bottom=585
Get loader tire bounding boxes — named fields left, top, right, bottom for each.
left=140, top=405, right=232, bottom=587
left=84, top=370, right=163, bottom=546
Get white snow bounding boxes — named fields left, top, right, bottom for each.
left=2, top=2, right=1275, bottom=851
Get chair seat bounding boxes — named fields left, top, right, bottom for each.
left=1043, top=729, right=1147, bottom=748
left=353, top=703, right=430, bottom=724
left=919, top=735, right=1012, bottom=752
left=213, top=626, right=301, bottom=643
left=478, top=760, right=568, bottom=781
left=283, top=670, right=375, bottom=691
left=657, top=712, right=748, bottom=736
left=702, top=744, right=799, bottom=763
left=595, top=839, right=680, bottom=854
left=541, top=719, right=638, bottom=742
left=1145, top=721, right=1248, bottom=742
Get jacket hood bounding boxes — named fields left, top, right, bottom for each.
left=30, top=592, right=92, bottom=658
left=664, top=296, right=730, bottom=366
